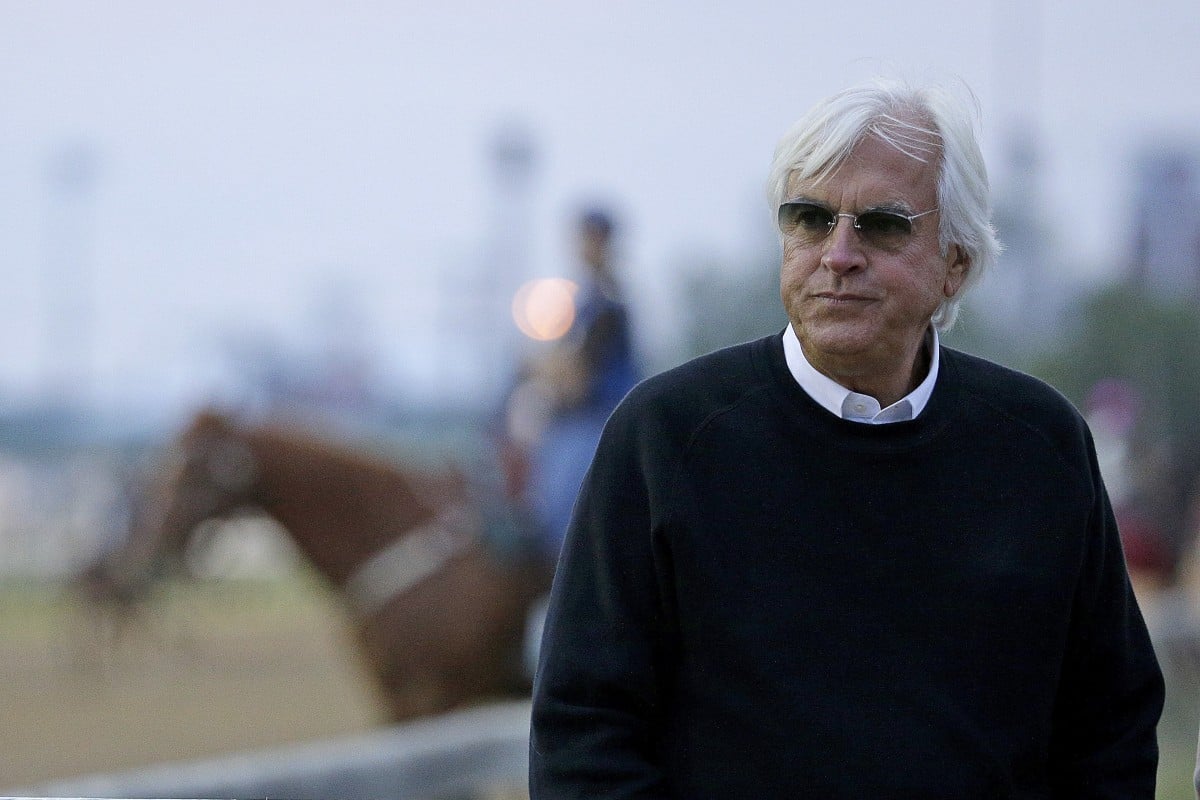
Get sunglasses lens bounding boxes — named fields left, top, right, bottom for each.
left=854, top=212, right=912, bottom=248
left=779, top=203, right=929, bottom=249
left=778, top=203, right=833, bottom=238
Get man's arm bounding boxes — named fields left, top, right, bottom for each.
left=529, top=404, right=674, bottom=799
left=1049, top=440, right=1165, bottom=798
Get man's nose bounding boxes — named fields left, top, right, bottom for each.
left=820, top=216, right=866, bottom=274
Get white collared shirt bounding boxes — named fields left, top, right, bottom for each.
left=781, top=324, right=940, bottom=424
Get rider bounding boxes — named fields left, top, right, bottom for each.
left=493, top=207, right=641, bottom=675
left=521, top=208, right=639, bottom=560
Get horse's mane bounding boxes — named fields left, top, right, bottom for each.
left=186, top=408, right=465, bottom=495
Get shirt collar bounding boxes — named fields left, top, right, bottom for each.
left=781, top=324, right=940, bottom=424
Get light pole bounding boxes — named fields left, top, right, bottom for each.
left=40, top=142, right=99, bottom=409
left=484, top=122, right=538, bottom=397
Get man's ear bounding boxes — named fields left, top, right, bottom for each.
left=944, top=245, right=970, bottom=298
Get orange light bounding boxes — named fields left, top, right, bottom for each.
left=512, top=278, right=578, bottom=341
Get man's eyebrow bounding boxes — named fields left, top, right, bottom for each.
left=781, top=196, right=918, bottom=214
left=781, top=195, right=828, bottom=206
left=863, top=200, right=917, bottom=214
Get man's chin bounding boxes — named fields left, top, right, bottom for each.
left=799, top=325, right=878, bottom=362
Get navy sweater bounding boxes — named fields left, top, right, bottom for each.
left=530, top=333, right=1164, bottom=799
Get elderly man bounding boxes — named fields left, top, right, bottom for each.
left=528, top=78, right=1164, bottom=799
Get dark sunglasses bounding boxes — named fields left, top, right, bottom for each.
left=777, top=201, right=938, bottom=250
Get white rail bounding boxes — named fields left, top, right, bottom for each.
left=7, top=700, right=531, bottom=799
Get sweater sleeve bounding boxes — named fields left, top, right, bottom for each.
left=1048, top=430, right=1165, bottom=798
left=529, top=401, right=674, bottom=799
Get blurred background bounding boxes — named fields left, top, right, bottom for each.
left=2, top=1, right=1199, bottom=797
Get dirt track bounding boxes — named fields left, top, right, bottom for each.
left=4, top=575, right=1200, bottom=799
left=0, top=575, right=385, bottom=789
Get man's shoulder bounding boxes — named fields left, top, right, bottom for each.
left=619, top=334, right=778, bottom=422
left=943, top=348, right=1071, bottom=408
left=941, top=347, right=1090, bottom=453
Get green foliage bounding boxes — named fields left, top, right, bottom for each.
left=1031, top=284, right=1200, bottom=444
left=679, top=258, right=788, bottom=362
left=940, top=309, right=1025, bottom=367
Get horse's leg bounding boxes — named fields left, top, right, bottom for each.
left=66, top=571, right=134, bottom=680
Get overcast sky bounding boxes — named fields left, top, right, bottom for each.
left=2, top=1, right=1198, bottom=415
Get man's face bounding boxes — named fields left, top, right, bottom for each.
left=779, top=134, right=968, bottom=386
left=580, top=225, right=610, bottom=270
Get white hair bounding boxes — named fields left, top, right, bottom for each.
left=766, top=78, right=1001, bottom=330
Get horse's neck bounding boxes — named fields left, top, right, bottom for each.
left=247, top=431, right=446, bottom=585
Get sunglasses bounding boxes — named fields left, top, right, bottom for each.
left=777, top=201, right=938, bottom=250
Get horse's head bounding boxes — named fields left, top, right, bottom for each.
left=156, top=408, right=262, bottom=537
left=99, top=409, right=262, bottom=586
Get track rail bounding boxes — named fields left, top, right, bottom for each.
left=7, top=700, right=530, bottom=799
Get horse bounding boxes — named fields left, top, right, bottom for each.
left=76, top=408, right=554, bottom=722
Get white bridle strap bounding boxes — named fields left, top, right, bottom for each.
left=342, top=505, right=476, bottom=619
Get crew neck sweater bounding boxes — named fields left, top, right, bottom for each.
left=530, top=333, right=1164, bottom=799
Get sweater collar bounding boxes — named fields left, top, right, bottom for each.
left=781, top=324, right=940, bottom=423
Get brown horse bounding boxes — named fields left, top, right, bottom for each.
left=78, top=408, right=553, bottom=722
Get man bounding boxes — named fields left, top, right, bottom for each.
left=505, top=208, right=641, bottom=677
left=529, top=79, right=1164, bottom=798
left=504, top=207, right=640, bottom=561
